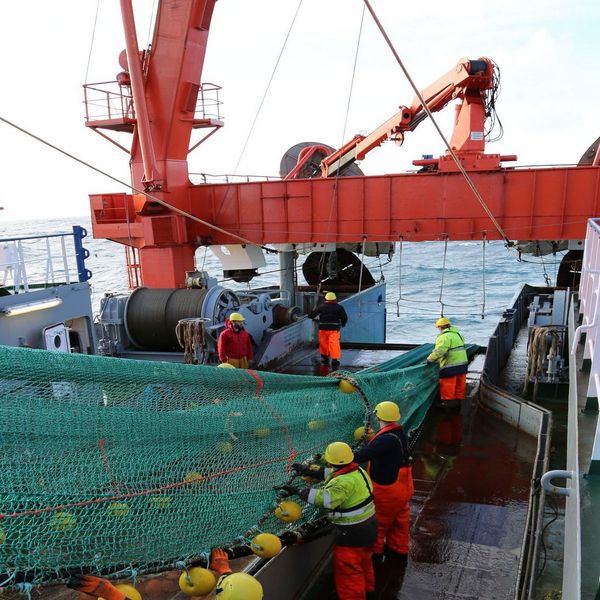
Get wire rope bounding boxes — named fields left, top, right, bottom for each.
left=438, top=236, right=448, bottom=316
left=316, top=5, right=367, bottom=306
left=0, top=115, right=280, bottom=255
left=481, top=233, right=487, bottom=319
left=214, top=0, right=304, bottom=221
left=84, top=0, right=101, bottom=84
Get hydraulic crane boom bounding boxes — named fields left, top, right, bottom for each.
left=312, top=57, right=515, bottom=177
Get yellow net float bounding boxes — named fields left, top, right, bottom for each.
left=178, top=567, right=216, bottom=597
left=249, top=532, right=282, bottom=558
left=274, top=500, right=302, bottom=523
left=114, top=583, right=142, bottom=600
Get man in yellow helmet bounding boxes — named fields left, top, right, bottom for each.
left=281, top=442, right=377, bottom=600
left=353, top=401, right=413, bottom=558
left=308, top=291, right=348, bottom=370
left=426, top=317, right=468, bottom=406
left=218, top=312, right=253, bottom=368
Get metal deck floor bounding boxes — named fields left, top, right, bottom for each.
left=304, top=391, right=537, bottom=599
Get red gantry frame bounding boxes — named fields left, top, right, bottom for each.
left=85, top=0, right=600, bottom=288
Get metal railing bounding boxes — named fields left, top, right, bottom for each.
left=572, top=218, right=600, bottom=400
left=83, top=81, right=222, bottom=123
left=0, top=226, right=91, bottom=293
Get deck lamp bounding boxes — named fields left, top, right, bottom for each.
left=1, top=297, right=63, bottom=316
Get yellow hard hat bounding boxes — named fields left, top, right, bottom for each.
left=218, top=362, right=235, bottom=369
left=325, top=292, right=337, bottom=301
left=215, top=572, right=263, bottom=600
left=323, top=441, right=354, bottom=466
left=435, top=317, right=451, bottom=328
left=374, top=401, right=401, bottom=422
left=229, top=312, right=245, bottom=321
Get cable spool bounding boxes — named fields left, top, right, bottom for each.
left=124, top=287, right=239, bottom=349
left=302, top=248, right=376, bottom=289
left=279, top=141, right=365, bottom=179
left=272, top=305, right=302, bottom=328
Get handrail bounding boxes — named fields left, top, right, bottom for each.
left=559, top=296, right=582, bottom=599
left=0, top=226, right=91, bottom=292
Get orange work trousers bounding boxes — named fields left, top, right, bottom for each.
left=439, top=373, right=467, bottom=401
left=318, top=329, right=341, bottom=360
left=370, top=466, right=414, bottom=554
left=333, top=545, right=375, bottom=600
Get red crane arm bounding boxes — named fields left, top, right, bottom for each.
left=121, top=0, right=217, bottom=191
left=88, top=5, right=600, bottom=288
left=319, top=57, right=499, bottom=177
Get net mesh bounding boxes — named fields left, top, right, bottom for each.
left=0, top=343, right=473, bottom=586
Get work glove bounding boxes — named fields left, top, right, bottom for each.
left=209, top=548, right=232, bottom=576
left=291, top=462, right=325, bottom=480
left=274, top=484, right=309, bottom=500
left=67, top=576, right=126, bottom=600
left=280, top=530, right=301, bottom=545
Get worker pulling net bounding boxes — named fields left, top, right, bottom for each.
left=0, top=343, right=467, bottom=587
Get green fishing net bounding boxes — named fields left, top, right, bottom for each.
left=0, top=343, right=473, bottom=586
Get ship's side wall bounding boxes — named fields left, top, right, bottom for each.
left=0, top=283, right=96, bottom=352
left=479, top=283, right=552, bottom=599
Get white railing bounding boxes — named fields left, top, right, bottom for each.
left=0, top=232, right=81, bottom=293
left=572, top=218, right=600, bottom=400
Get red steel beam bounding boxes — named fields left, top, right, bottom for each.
left=183, top=165, right=600, bottom=244
left=91, top=164, right=600, bottom=287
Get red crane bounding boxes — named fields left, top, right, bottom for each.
left=285, top=57, right=516, bottom=179
left=85, top=0, right=600, bottom=288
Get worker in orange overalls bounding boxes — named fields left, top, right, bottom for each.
left=353, top=401, right=413, bottom=558
left=308, top=291, right=348, bottom=370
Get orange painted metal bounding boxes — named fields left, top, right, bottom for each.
left=319, top=58, right=504, bottom=177
left=92, top=165, right=600, bottom=260
left=86, top=3, right=600, bottom=289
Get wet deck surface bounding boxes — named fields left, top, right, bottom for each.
left=272, top=345, right=404, bottom=375
left=304, top=380, right=537, bottom=599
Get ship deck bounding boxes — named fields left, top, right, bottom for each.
left=299, top=353, right=538, bottom=600
left=10, top=345, right=543, bottom=600
left=250, top=344, right=538, bottom=599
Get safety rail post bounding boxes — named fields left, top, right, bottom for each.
left=72, top=226, right=92, bottom=283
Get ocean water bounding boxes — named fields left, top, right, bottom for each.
left=0, top=216, right=561, bottom=346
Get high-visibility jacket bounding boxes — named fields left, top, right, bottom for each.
left=306, top=463, right=375, bottom=526
left=427, top=326, right=468, bottom=378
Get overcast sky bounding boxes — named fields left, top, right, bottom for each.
left=0, top=0, right=598, bottom=222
